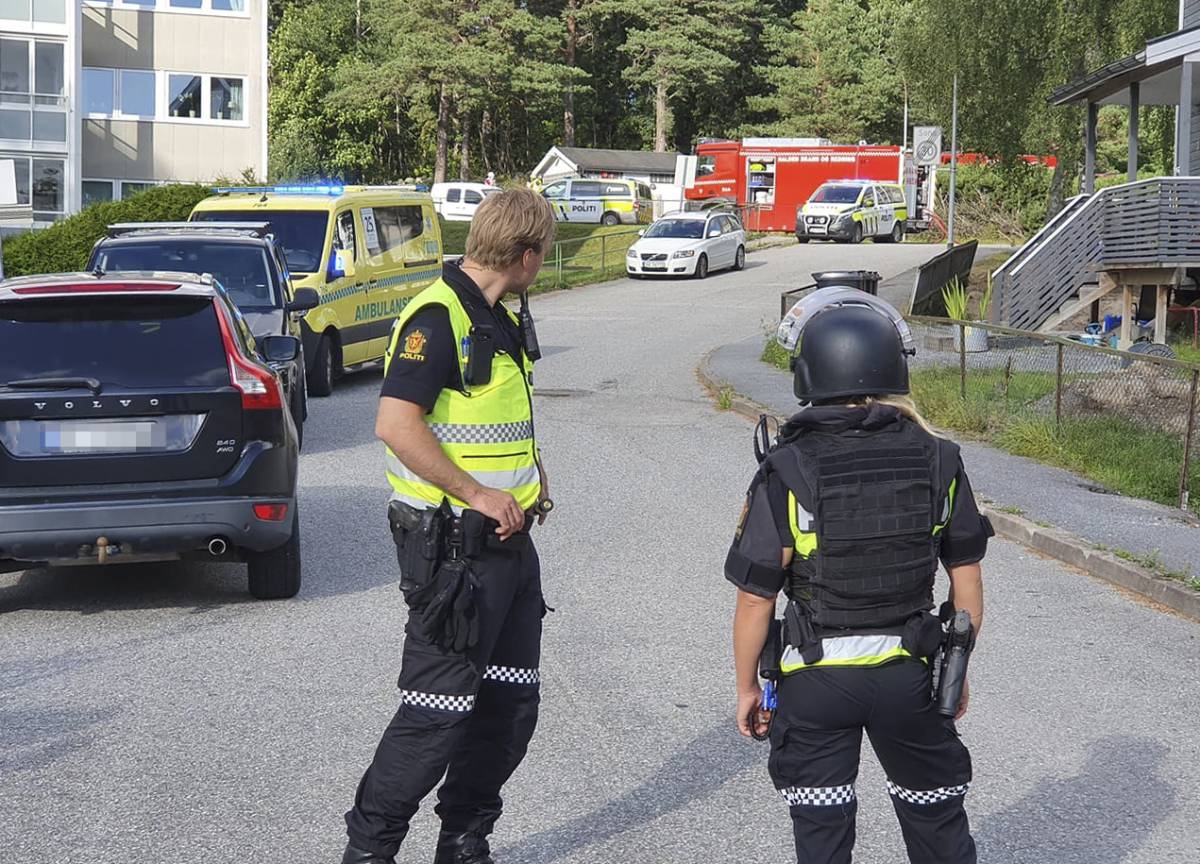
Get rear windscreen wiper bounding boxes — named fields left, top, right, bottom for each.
left=4, top=377, right=103, bottom=394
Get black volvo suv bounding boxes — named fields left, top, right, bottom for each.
left=0, top=272, right=303, bottom=599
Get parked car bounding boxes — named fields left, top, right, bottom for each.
left=87, top=222, right=319, bottom=447
left=625, top=211, right=746, bottom=279
left=0, top=272, right=303, bottom=599
left=431, top=181, right=500, bottom=221
left=191, top=185, right=443, bottom=397
left=542, top=178, right=653, bottom=225
left=796, top=179, right=908, bottom=244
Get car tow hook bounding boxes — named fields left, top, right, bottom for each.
left=96, top=536, right=113, bottom=564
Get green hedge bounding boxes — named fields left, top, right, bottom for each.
left=2, top=184, right=213, bottom=278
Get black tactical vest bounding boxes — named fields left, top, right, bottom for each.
left=766, top=410, right=952, bottom=632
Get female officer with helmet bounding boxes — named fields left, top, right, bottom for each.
left=725, top=288, right=993, bottom=864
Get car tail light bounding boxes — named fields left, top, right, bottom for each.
left=253, top=503, right=289, bottom=522
left=214, top=302, right=283, bottom=410
left=12, top=282, right=180, bottom=295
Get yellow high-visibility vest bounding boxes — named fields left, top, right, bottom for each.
left=383, top=279, right=540, bottom=512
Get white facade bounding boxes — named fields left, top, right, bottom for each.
left=0, top=1, right=267, bottom=227
left=0, top=0, right=79, bottom=225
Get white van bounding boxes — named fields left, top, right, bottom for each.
left=431, top=182, right=500, bottom=221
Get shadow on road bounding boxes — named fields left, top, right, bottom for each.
left=974, top=735, right=1176, bottom=863
left=497, top=723, right=758, bottom=863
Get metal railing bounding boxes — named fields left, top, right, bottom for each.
left=535, top=228, right=643, bottom=290
left=991, top=193, right=1088, bottom=324
left=995, top=177, right=1200, bottom=332
left=908, top=314, right=1200, bottom=512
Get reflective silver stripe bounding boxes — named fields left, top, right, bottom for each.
left=887, top=781, right=969, bottom=805
left=482, top=665, right=540, bottom=685
left=400, top=690, right=475, bottom=713
left=429, top=420, right=533, bottom=445
left=780, top=785, right=856, bottom=806
left=781, top=634, right=908, bottom=670
left=386, top=452, right=539, bottom=492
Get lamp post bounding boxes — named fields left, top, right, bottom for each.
left=947, top=73, right=959, bottom=248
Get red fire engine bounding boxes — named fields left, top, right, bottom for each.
left=683, top=138, right=936, bottom=234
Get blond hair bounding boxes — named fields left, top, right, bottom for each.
left=849, top=394, right=943, bottom=438
left=464, top=188, right=557, bottom=269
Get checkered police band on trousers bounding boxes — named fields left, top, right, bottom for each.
left=340, top=188, right=556, bottom=864
left=728, top=291, right=991, bottom=864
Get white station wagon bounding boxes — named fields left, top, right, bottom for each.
left=626, top=211, right=746, bottom=279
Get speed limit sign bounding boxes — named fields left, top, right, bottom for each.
left=914, top=126, right=943, bottom=167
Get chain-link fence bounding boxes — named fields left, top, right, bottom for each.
left=907, top=315, right=1200, bottom=512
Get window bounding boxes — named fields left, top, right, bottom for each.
left=82, top=180, right=115, bottom=207
left=120, top=70, right=155, bottom=117
left=121, top=181, right=155, bottom=198
left=168, top=74, right=201, bottom=118
left=862, top=193, right=875, bottom=208
left=601, top=182, right=630, bottom=198
left=334, top=211, right=356, bottom=261
left=31, top=157, right=62, bottom=218
left=34, top=42, right=63, bottom=102
left=194, top=209, right=330, bottom=274
left=211, top=76, right=243, bottom=121
left=32, top=0, right=64, bottom=22
left=84, top=68, right=114, bottom=114
left=1, top=39, right=29, bottom=95
left=0, top=1, right=29, bottom=19
left=169, top=0, right=203, bottom=6
left=542, top=181, right=566, bottom=199
left=696, top=156, right=716, bottom=178
left=85, top=0, right=249, bottom=9
left=638, top=182, right=652, bottom=200
left=463, top=190, right=482, bottom=205
left=212, top=0, right=245, bottom=9
left=372, top=205, right=424, bottom=254
left=572, top=181, right=601, bottom=198
left=445, top=188, right=460, bottom=203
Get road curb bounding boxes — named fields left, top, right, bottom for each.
left=697, top=351, right=1200, bottom=624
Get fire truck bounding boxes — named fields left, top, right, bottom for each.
left=682, top=138, right=936, bottom=234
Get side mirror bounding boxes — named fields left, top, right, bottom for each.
left=261, top=334, right=301, bottom=364
left=287, top=287, right=320, bottom=313
left=708, top=228, right=721, bottom=238
left=637, top=229, right=645, bottom=236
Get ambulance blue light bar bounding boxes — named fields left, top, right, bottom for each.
left=212, top=184, right=346, bottom=196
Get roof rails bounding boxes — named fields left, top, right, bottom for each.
left=106, top=221, right=273, bottom=238
left=210, top=183, right=430, bottom=196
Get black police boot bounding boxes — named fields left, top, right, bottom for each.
left=433, top=831, right=495, bottom=864
left=341, top=843, right=396, bottom=864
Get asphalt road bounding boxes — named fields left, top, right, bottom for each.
left=3, top=242, right=1198, bottom=864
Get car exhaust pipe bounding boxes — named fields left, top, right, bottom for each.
left=207, top=537, right=228, bottom=556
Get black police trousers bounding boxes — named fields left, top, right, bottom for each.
left=769, top=658, right=976, bottom=864
left=344, top=532, right=544, bottom=859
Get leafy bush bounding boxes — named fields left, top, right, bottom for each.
left=935, top=162, right=1054, bottom=243
left=2, top=184, right=213, bottom=277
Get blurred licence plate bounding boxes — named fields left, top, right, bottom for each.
left=808, top=225, right=827, bottom=234
left=41, top=420, right=162, bottom=454
left=643, top=262, right=667, bottom=270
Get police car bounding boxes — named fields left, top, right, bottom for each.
left=796, top=179, right=908, bottom=244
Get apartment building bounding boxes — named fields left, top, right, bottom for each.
left=0, top=0, right=78, bottom=223
left=81, top=0, right=267, bottom=209
left=0, top=2, right=265, bottom=226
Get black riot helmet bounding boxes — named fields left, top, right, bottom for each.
left=791, top=303, right=911, bottom=403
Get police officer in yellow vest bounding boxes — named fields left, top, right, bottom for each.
left=342, top=189, right=556, bottom=864
left=727, top=289, right=993, bottom=864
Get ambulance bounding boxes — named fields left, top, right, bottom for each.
left=540, top=178, right=653, bottom=225
left=191, top=185, right=442, bottom=396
